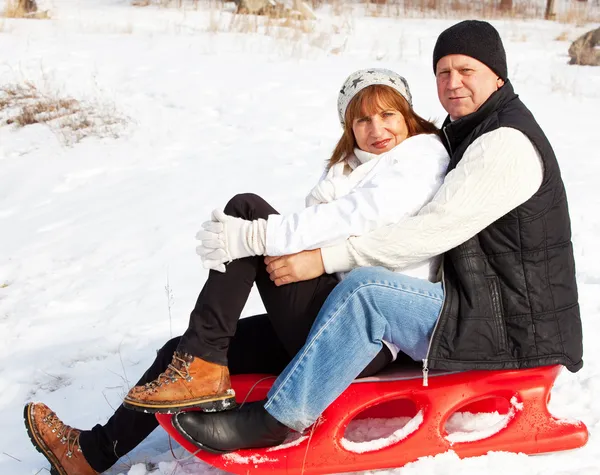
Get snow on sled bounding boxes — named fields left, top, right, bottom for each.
left=156, top=365, right=588, bottom=474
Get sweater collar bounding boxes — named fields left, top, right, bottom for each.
left=441, top=80, right=518, bottom=154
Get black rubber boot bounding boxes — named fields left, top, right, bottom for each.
left=173, top=400, right=291, bottom=454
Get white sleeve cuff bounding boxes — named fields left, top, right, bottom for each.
left=265, top=214, right=284, bottom=256
left=321, top=243, right=355, bottom=274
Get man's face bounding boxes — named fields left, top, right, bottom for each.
left=436, top=54, right=505, bottom=120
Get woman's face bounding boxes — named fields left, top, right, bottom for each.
left=352, top=107, right=408, bottom=155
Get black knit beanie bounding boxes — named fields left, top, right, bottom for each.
left=432, top=20, right=508, bottom=81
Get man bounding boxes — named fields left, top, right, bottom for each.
left=173, top=19, right=583, bottom=452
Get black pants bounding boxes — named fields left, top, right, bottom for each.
left=78, top=194, right=391, bottom=473
left=176, top=194, right=342, bottom=363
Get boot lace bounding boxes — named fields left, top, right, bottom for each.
left=144, top=352, right=193, bottom=389
left=42, top=412, right=82, bottom=458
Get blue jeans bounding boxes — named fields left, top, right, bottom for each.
left=264, top=267, right=444, bottom=432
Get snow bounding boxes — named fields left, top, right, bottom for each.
left=1, top=1, right=599, bottom=474
left=221, top=452, right=276, bottom=465
left=266, top=434, right=309, bottom=451
left=342, top=411, right=423, bottom=453
left=445, top=410, right=513, bottom=445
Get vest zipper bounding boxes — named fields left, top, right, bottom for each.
left=424, top=128, right=451, bottom=387
left=422, top=266, right=446, bottom=387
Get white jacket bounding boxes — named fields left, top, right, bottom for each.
left=320, top=128, right=545, bottom=276
left=265, top=133, right=450, bottom=280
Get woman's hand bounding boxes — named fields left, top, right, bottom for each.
left=196, top=209, right=267, bottom=272
left=265, top=249, right=325, bottom=286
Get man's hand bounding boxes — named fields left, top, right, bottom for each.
left=265, top=249, right=325, bottom=286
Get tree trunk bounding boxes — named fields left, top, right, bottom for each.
left=499, top=0, right=513, bottom=10
left=18, top=0, right=38, bottom=13
left=545, top=0, right=556, bottom=19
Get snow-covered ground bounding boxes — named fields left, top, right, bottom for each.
left=1, top=1, right=599, bottom=474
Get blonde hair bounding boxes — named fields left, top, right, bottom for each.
left=328, top=85, right=439, bottom=169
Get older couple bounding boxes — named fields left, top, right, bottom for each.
left=24, top=20, right=582, bottom=474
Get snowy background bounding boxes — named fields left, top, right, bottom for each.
left=1, top=0, right=599, bottom=474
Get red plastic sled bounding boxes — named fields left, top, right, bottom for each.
left=156, top=365, right=588, bottom=474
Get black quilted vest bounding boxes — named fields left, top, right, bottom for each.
left=427, top=81, right=583, bottom=373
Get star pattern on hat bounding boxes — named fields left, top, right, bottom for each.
left=337, top=68, right=413, bottom=126
left=351, top=77, right=364, bottom=88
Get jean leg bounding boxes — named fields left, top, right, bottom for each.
left=264, top=267, right=443, bottom=432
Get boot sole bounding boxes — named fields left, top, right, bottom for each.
left=23, top=403, right=66, bottom=475
left=171, top=413, right=231, bottom=455
left=122, top=393, right=237, bottom=414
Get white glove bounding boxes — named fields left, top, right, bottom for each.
left=196, top=209, right=268, bottom=273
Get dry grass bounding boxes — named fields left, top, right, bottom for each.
left=364, top=0, right=591, bottom=21
left=131, top=0, right=329, bottom=55
left=2, top=0, right=50, bottom=19
left=556, top=3, right=600, bottom=25
left=133, top=0, right=600, bottom=24
left=1, top=82, right=128, bottom=145
left=555, top=30, right=570, bottom=41
left=321, top=0, right=599, bottom=22
left=135, top=0, right=318, bottom=18
left=125, top=0, right=599, bottom=58
left=354, top=0, right=542, bottom=20
left=131, top=0, right=203, bottom=8
left=204, top=1, right=347, bottom=57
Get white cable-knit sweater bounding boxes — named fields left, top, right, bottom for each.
left=320, top=127, right=545, bottom=277
left=264, top=133, right=450, bottom=280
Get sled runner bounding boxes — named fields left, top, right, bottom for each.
left=156, top=365, right=588, bottom=474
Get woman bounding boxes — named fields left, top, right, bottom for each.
left=23, top=68, right=449, bottom=475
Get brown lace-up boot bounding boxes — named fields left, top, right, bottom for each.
left=123, top=352, right=236, bottom=414
left=24, top=402, right=97, bottom=475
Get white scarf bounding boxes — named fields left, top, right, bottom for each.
left=306, top=147, right=393, bottom=207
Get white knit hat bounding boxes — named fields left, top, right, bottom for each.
left=337, top=68, right=412, bottom=126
